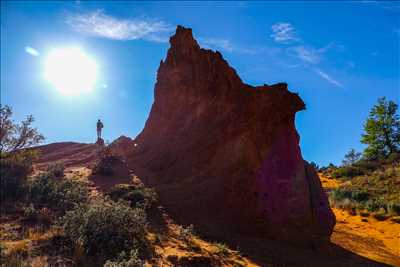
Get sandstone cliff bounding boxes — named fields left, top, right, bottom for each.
left=129, top=26, right=335, bottom=244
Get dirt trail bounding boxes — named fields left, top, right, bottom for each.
left=320, top=175, right=400, bottom=266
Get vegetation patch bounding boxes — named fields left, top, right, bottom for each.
left=107, top=183, right=158, bottom=209
left=59, top=196, right=148, bottom=263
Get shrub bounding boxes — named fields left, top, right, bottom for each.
left=177, top=224, right=195, bottom=242
left=47, top=162, right=65, bottom=177
left=330, top=188, right=352, bottom=201
left=103, top=249, right=143, bottom=267
left=359, top=211, right=370, bottom=217
left=372, top=209, right=389, bottom=221
left=56, top=179, right=89, bottom=211
left=93, top=156, right=122, bottom=176
left=336, top=199, right=356, bottom=211
left=388, top=202, right=400, bottom=215
left=351, top=190, right=369, bottom=202
left=332, top=165, right=365, bottom=179
left=108, top=184, right=157, bottom=209
left=330, top=188, right=369, bottom=204
left=59, top=196, right=147, bottom=260
left=365, top=199, right=387, bottom=212
left=23, top=203, right=38, bottom=220
left=385, top=152, right=400, bottom=164
left=391, top=216, right=400, bottom=223
left=214, top=243, right=229, bottom=256
left=28, top=173, right=58, bottom=205
left=28, top=172, right=89, bottom=213
left=0, top=150, right=37, bottom=202
left=0, top=242, right=6, bottom=265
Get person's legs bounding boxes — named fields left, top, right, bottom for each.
left=97, top=129, right=101, bottom=138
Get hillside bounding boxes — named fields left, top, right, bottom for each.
left=320, top=174, right=400, bottom=266
left=2, top=161, right=397, bottom=266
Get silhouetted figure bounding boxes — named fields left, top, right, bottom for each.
left=97, top=119, right=104, bottom=139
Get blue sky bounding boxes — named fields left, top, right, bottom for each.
left=1, top=1, right=399, bottom=166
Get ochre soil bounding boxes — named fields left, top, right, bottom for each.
left=320, top=175, right=400, bottom=266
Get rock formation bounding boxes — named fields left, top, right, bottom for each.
left=108, top=135, right=136, bottom=160
left=128, top=26, right=335, bottom=245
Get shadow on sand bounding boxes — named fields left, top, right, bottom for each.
left=225, top=236, right=392, bottom=267
left=144, top=203, right=391, bottom=267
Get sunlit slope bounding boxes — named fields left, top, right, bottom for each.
left=320, top=174, right=400, bottom=266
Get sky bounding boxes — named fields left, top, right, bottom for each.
left=1, top=1, right=399, bottom=166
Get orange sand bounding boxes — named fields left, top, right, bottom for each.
left=320, top=174, right=400, bottom=266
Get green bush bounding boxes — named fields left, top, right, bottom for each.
left=332, top=165, right=365, bottom=179
left=354, top=159, right=380, bottom=173
left=351, top=190, right=369, bottom=202
left=359, top=211, right=370, bottom=217
left=103, top=249, right=143, bottom=267
left=47, top=161, right=65, bottom=177
left=108, top=184, right=157, bottom=209
left=28, top=173, right=89, bottom=212
left=0, top=151, right=37, bottom=202
left=372, top=209, right=389, bottom=221
left=365, top=199, right=387, bottom=212
left=56, top=179, right=89, bottom=211
left=23, top=203, right=37, bottom=220
left=177, top=224, right=195, bottom=242
left=214, top=243, right=229, bottom=256
left=59, top=196, right=147, bottom=260
left=28, top=173, right=58, bottom=205
left=330, top=188, right=352, bottom=201
left=93, top=156, right=122, bottom=176
left=388, top=202, right=400, bottom=215
left=391, top=216, right=400, bottom=223
left=330, top=188, right=369, bottom=203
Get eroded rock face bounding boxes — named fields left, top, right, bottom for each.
left=129, top=26, right=335, bottom=244
left=108, top=135, right=136, bottom=160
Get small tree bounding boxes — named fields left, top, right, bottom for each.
left=0, top=105, right=44, bottom=154
left=1, top=105, right=44, bottom=201
left=342, top=149, right=361, bottom=166
left=361, top=98, right=400, bottom=159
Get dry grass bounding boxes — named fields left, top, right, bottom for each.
left=3, top=239, right=32, bottom=257
left=26, top=227, right=61, bottom=242
left=31, top=256, right=49, bottom=267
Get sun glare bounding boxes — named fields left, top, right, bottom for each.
left=44, top=47, right=98, bottom=95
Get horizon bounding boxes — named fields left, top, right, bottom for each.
left=1, top=1, right=399, bottom=166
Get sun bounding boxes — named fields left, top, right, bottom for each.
left=44, top=47, right=98, bottom=95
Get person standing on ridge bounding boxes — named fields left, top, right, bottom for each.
left=97, top=119, right=104, bottom=139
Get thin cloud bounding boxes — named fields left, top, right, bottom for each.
left=288, top=46, right=321, bottom=64
left=25, top=46, right=40, bottom=56
left=269, top=21, right=347, bottom=87
left=200, top=38, right=234, bottom=52
left=314, top=68, right=343, bottom=87
left=199, top=37, right=258, bottom=54
left=270, top=22, right=299, bottom=43
left=287, top=43, right=342, bottom=65
left=66, top=10, right=174, bottom=42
